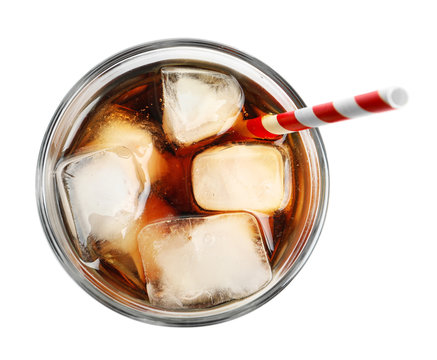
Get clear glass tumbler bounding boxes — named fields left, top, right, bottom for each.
left=36, top=39, right=329, bottom=326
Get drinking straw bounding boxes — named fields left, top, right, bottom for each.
left=245, top=87, right=408, bottom=139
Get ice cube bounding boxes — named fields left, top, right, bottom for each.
left=137, top=213, right=271, bottom=308
left=192, top=144, right=289, bottom=213
left=57, top=147, right=147, bottom=286
left=86, top=105, right=168, bottom=183
left=161, top=67, right=244, bottom=146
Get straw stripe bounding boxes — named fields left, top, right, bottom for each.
left=312, top=102, right=348, bottom=123
left=262, top=114, right=289, bottom=135
left=379, top=87, right=408, bottom=108
left=277, top=112, right=311, bottom=132
left=355, top=91, right=393, bottom=113
left=246, top=116, right=278, bottom=139
left=294, top=107, right=327, bottom=127
left=333, top=98, right=370, bottom=118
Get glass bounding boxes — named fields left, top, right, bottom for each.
left=36, top=39, right=329, bottom=326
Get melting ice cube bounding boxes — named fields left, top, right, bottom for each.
left=137, top=213, right=272, bottom=309
left=57, top=147, right=147, bottom=286
left=86, top=105, right=167, bottom=183
left=161, top=67, right=244, bottom=146
left=192, top=144, right=289, bottom=213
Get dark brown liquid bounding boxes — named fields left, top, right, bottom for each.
left=59, top=61, right=312, bottom=305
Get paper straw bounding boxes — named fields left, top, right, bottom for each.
left=246, top=87, right=408, bottom=139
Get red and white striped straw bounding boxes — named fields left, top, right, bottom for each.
left=246, top=87, right=408, bottom=139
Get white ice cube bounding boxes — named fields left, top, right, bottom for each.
left=57, top=147, right=145, bottom=252
left=192, top=144, right=289, bottom=213
left=137, top=213, right=271, bottom=308
left=162, top=67, right=244, bottom=146
left=87, top=105, right=166, bottom=184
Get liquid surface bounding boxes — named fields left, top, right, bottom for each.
left=56, top=61, right=312, bottom=308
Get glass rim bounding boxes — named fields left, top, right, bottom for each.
left=36, top=38, right=329, bottom=327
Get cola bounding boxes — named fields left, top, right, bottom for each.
left=55, top=60, right=316, bottom=309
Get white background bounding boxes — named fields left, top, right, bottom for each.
left=1, top=0, right=436, bottom=359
